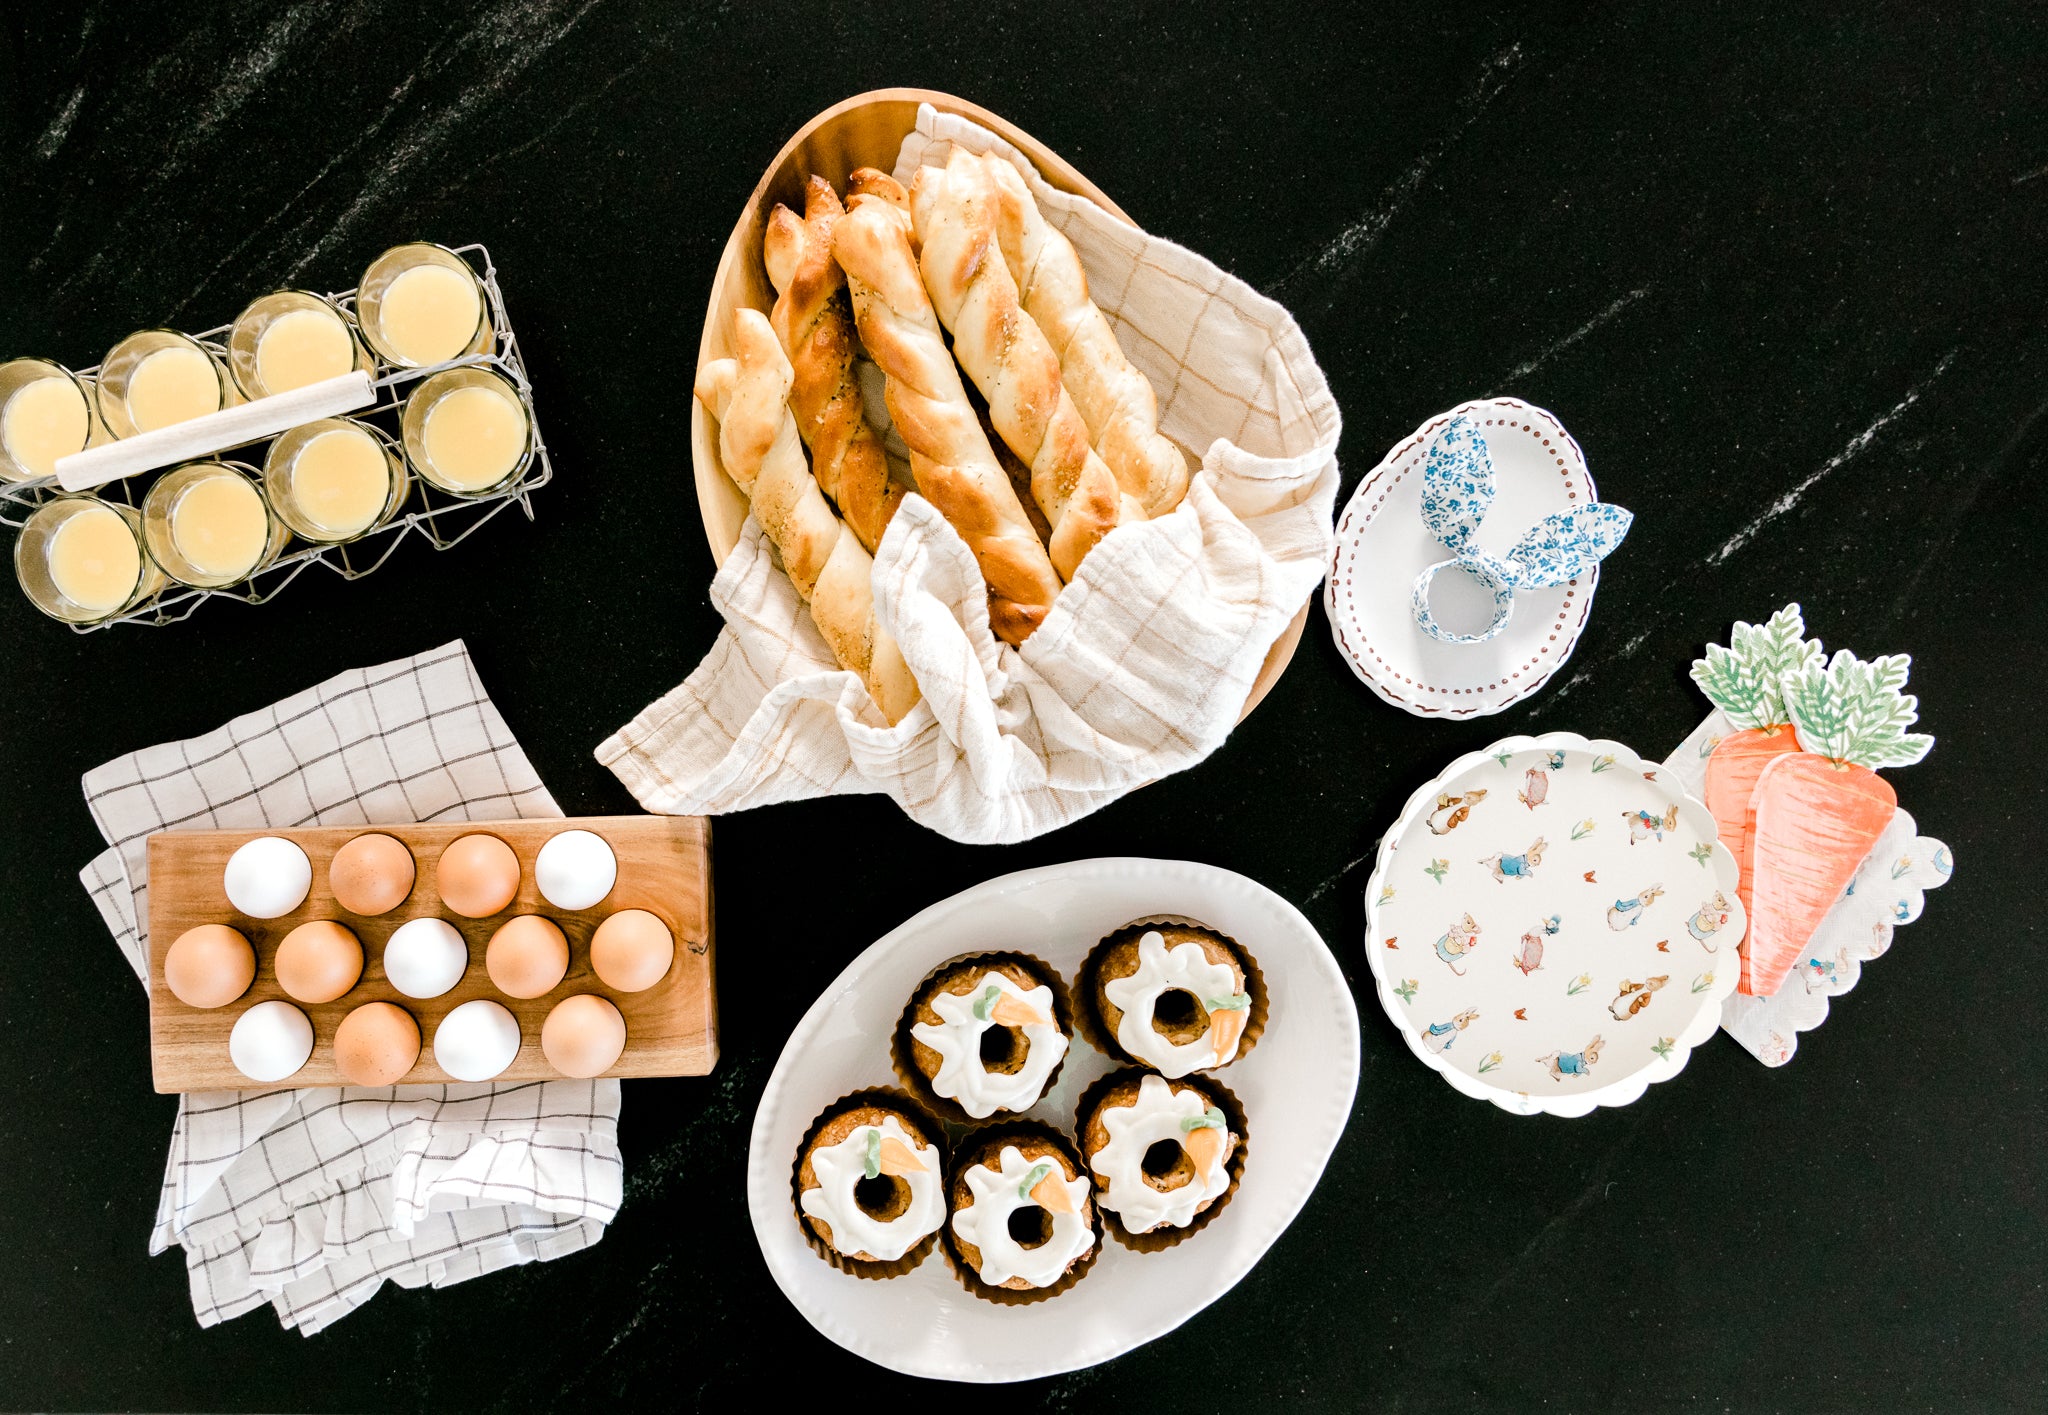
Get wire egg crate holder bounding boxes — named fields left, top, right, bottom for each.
left=0, top=243, right=551, bottom=631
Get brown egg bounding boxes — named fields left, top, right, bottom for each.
left=486, top=914, right=569, bottom=999
left=589, top=909, right=674, bottom=993
left=333, top=1001, right=421, bottom=1086
left=329, top=832, right=416, bottom=916
left=541, top=994, right=626, bottom=1078
left=164, top=924, right=256, bottom=1009
left=274, top=919, right=364, bottom=1003
left=436, top=833, right=520, bottom=918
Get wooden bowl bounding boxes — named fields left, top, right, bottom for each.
left=692, top=87, right=1307, bottom=721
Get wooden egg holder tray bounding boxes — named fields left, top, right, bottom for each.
left=145, top=815, right=714, bottom=1093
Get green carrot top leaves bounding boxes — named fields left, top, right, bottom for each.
left=1782, top=649, right=1935, bottom=770
left=1690, top=603, right=1823, bottom=729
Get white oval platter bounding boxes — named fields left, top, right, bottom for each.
left=746, top=857, right=1360, bottom=1382
left=1364, top=732, right=1743, bottom=1116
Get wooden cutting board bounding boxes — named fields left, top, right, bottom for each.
left=145, top=815, right=714, bottom=1093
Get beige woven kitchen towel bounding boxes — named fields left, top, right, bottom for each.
left=81, top=642, right=622, bottom=1333
left=598, top=104, right=1341, bottom=845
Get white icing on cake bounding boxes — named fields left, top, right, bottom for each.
left=949, top=1144, right=1095, bottom=1288
left=798, top=1116, right=944, bottom=1262
left=1086, top=1074, right=1233, bottom=1233
left=1101, top=930, right=1246, bottom=1077
left=908, top=970, right=1067, bottom=1119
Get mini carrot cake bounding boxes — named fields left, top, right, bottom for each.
left=1084, top=921, right=1259, bottom=1077
left=896, top=954, right=1070, bottom=1121
left=947, top=1125, right=1096, bottom=1299
left=1078, top=1071, right=1240, bottom=1243
left=794, top=1095, right=946, bottom=1276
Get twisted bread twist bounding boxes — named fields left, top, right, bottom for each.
left=833, top=177, right=1062, bottom=646
left=910, top=149, right=1131, bottom=580
left=981, top=152, right=1191, bottom=519
left=764, top=176, right=904, bottom=553
left=695, top=308, right=919, bottom=723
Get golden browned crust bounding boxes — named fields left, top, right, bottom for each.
left=694, top=309, right=920, bottom=724
left=981, top=152, right=1191, bottom=519
left=764, top=176, right=905, bottom=554
left=833, top=182, right=1062, bottom=646
left=908, top=149, right=1127, bottom=582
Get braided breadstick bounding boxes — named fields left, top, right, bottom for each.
left=910, top=149, right=1130, bottom=581
left=833, top=177, right=1063, bottom=646
left=764, top=176, right=904, bottom=553
left=981, top=151, right=1191, bottom=519
left=695, top=308, right=919, bottom=723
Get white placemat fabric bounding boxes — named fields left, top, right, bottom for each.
left=597, top=104, right=1341, bottom=846
left=80, top=641, right=623, bottom=1333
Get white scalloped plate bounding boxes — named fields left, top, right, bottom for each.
left=1326, top=399, right=1601, bottom=718
left=746, top=858, right=1360, bottom=1382
left=1364, top=732, right=1743, bottom=1116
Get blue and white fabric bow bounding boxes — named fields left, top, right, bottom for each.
left=1410, top=416, right=1633, bottom=644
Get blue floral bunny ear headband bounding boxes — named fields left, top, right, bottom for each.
left=1411, top=416, right=1633, bottom=644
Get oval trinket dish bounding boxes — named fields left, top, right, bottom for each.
left=1327, top=399, right=1604, bottom=717
left=1364, top=732, right=1744, bottom=1116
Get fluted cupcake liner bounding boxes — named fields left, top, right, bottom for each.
left=791, top=1087, right=949, bottom=1280
left=1076, top=915, right=1268, bottom=1074
left=890, top=950, right=1076, bottom=1126
left=1073, top=1066, right=1249, bottom=1252
left=940, top=1120, right=1101, bottom=1306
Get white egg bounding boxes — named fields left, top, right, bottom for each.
left=228, top=1000, right=314, bottom=1082
left=433, top=999, right=521, bottom=1081
left=223, top=836, right=313, bottom=919
left=533, top=829, right=617, bottom=911
left=383, top=917, right=469, bottom=999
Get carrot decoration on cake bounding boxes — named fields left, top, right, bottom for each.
left=1740, top=648, right=1933, bottom=995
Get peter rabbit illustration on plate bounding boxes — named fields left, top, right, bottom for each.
left=1538, top=1035, right=1604, bottom=1082
left=1622, top=805, right=1680, bottom=845
left=1514, top=915, right=1560, bottom=977
left=1432, top=913, right=1482, bottom=975
left=1427, top=788, right=1488, bottom=835
left=1518, top=764, right=1551, bottom=809
left=1419, top=1008, right=1481, bottom=1054
left=1606, top=885, right=1664, bottom=930
left=1685, top=891, right=1733, bottom=950
left=1607, top=975, right=1668, bottom=1020
left=1481, top=837, right=1547, bottom=882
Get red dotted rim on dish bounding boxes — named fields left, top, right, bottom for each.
left=1324, top=398, right=1599, bottom=718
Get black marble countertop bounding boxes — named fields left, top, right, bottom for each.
left=2, top=3, right=2041, bottom=1410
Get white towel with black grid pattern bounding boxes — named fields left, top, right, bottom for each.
left=79, top=640, right=622, bottom=1334
left=597, top=104, right=1341, bottom=845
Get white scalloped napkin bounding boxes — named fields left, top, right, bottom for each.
left=598, top=105, right=1340, bottom=845
left=1664, top=709, right=1955, bottom=1066
left=79, top=642, right=622, bottom=1333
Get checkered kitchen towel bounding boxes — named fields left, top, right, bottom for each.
left=598, top=103, right=1341, bottom=845
left=80, top=641, right=622, bottom=1334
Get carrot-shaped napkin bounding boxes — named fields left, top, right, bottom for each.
left=1740, top=648, right=1935, bottom=995
left=1688, top=603, right=1822, bottom=861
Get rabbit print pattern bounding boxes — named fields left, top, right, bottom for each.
left=1372, top=738, right=1746, bottom=1110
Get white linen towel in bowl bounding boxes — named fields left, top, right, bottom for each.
left=79, top=641, right=622, bottom=1334
left=598, top=104, right=1341, bottom=845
